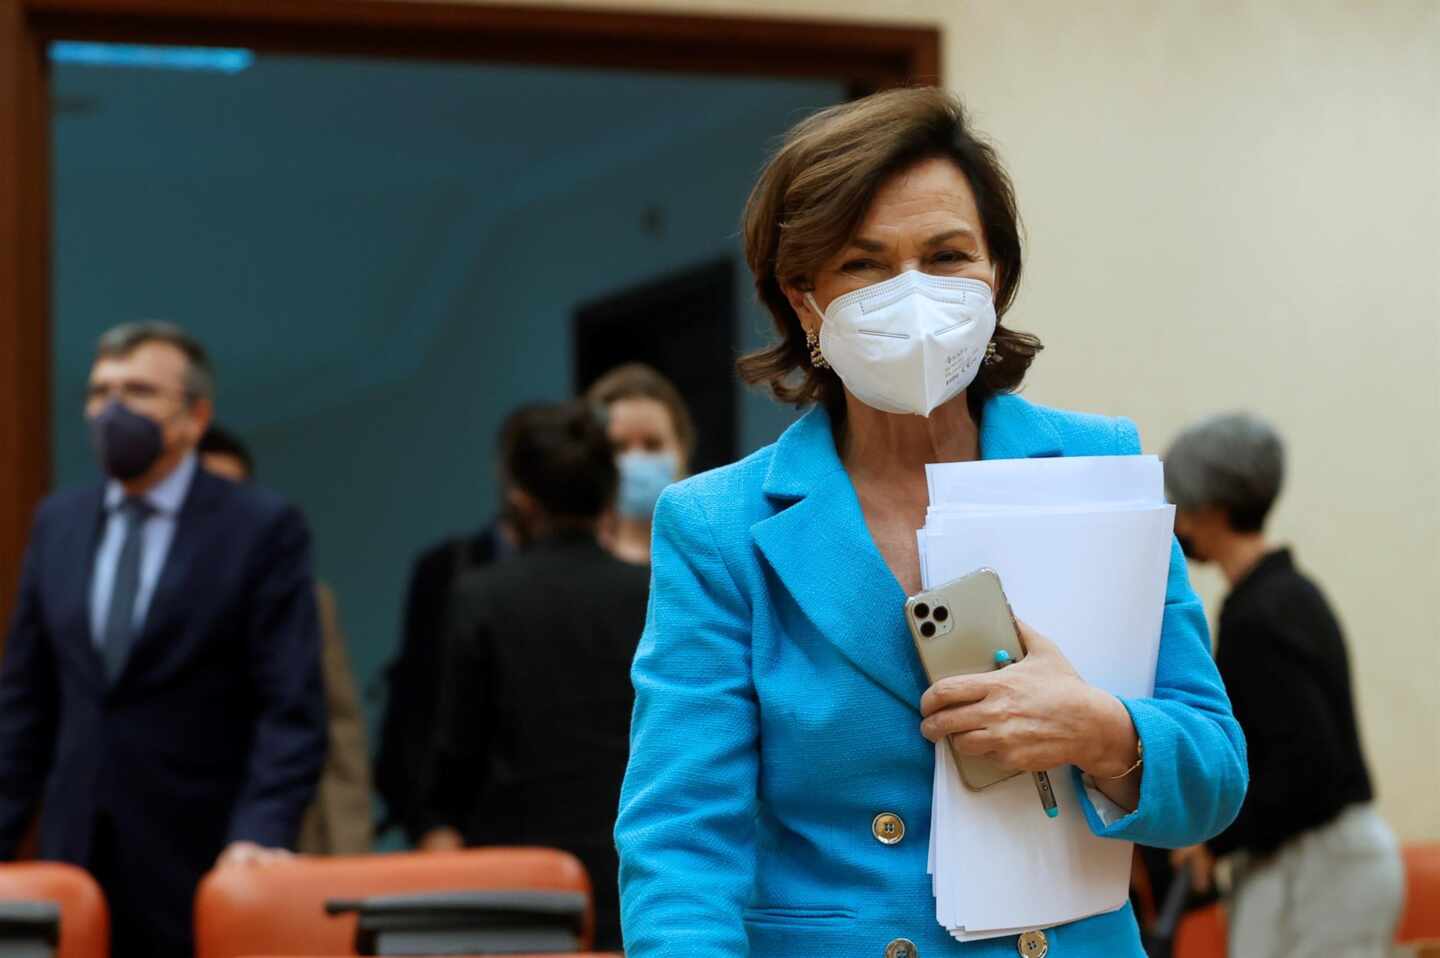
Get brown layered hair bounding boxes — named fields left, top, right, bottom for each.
left=738, top=87, right=1042, bottom=417
left=585, top=362, right=697, bottom=464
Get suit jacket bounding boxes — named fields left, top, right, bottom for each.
left=297, top=582, right=373, bottom=855
left=615, top=395, right=1249, bottom=958
left=422, top=531, right=649, bottom=951
left=0, top=467, right=327, bottom=922
left=376, top=525, right=503, bottom=840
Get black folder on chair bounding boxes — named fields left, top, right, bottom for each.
left=326, top=889, right=587, bottom=956
left=0, top=901, right=61, bottom=958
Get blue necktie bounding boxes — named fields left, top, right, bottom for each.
left=102, top=496, right=153, bottom=682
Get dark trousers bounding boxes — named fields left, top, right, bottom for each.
left=89, top=814, right=193, bottom=958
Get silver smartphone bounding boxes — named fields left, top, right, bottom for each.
left=904, top=568, right=1026, bottom=791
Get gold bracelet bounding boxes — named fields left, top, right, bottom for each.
left=1102, top=737, right=1143, bottom=780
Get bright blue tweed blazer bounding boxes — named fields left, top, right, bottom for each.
left=616, top=393, right=1247, bottom=958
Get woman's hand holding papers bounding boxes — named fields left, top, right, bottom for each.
left=919, top=619, right=1142, bottom=811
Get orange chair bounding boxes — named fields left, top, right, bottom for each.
left=1398, top=842, right=1440, bottom=946
left=1172, top=902, right=1226, bottom=958
left=194, top=847, right=592, bottom=958
left=0, top=862, right=109, bottom=958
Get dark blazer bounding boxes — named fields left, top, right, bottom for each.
left=376, top=524, right=504, bottom=840
left=421, top=531, right=649, bottom=952
left=1207, top=548, right=1373, bottom=858
left=0, top=467, right=327, bottom=954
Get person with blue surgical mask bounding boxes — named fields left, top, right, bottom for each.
left=586, top=363, right=694, bottom=566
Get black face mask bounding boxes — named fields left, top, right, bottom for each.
left=88, top=400, right=164, bottom=481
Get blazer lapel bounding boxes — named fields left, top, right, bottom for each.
left=751, top=407, right=930, bottom=711
left=749, top=395, right=1068, bottom=712
left=53, top=486, right=108, bottom=687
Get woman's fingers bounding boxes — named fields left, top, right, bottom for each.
left=919, top=673, right=993, bottom=717
left=944, top=728, right=1000, bottom=756
left=1013, top=619, right=1082, bottom=680
left=920, top=701, right=996, bottom=741
left=919, top=622, right=1095, bottom=768
left=1013, top=617, right=1058, bottom=657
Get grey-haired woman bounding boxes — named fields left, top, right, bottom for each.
left=1165, top=412, right=1403, bottom=958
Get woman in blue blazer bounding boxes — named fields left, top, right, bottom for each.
left=615, top=87, right=1247, bottom=958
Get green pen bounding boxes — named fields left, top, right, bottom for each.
left=993, top=648, right=1059, bottom=819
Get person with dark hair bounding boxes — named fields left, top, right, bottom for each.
left=417, top=400, right=650, bottom=951
left=614, top=88, right=1246, bottom=957
left=198, top=426, right=373, bottom=858
left=0, top=322, right=326, bottom=958
left=374, top=410, right=526, bottom=843
left=1165, top=412, right=1402, bottom=957
left=197, top=423, right=255, bottom=480
left=586, top=363, right=695, bottom=565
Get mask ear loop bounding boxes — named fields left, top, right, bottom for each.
left=800, top=293, right=830, bottom=370
left=803, top=292, right=825, bottom=320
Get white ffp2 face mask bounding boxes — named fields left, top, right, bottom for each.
left=806, top=270, right=997, bottom=417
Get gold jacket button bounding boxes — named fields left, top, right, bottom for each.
left=884, top=937, right=918, bottom=958
left=1016, top=929, right=1048, bottom=957
left=872, top=811, right=906, bottom=845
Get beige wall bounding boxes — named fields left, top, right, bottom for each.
left=504, top=0, right=1440, bottom=840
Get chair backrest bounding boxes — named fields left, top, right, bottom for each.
left=194, top=847, right=592, bottom=958
left=1172, top=902, right=1226, bottom=958
left=0, top=862, right=109, bottom=958
left=1398, top=842, right=1440, bottom=944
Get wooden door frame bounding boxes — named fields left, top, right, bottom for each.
left=0, top=0, right=940, bottom=621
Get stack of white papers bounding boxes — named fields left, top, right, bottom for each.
left=919, top=455, right=1175, bottom=941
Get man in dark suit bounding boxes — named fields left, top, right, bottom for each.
left=0, top=322, right=327, bottom=958
left=417, top=401, right=650, bottom=951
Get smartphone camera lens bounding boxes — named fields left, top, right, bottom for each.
left=933, top=606, right=949, bottom=623
left=920, top=621, right=936, bottom=638
left=914, top=603, right=931, bottom=619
